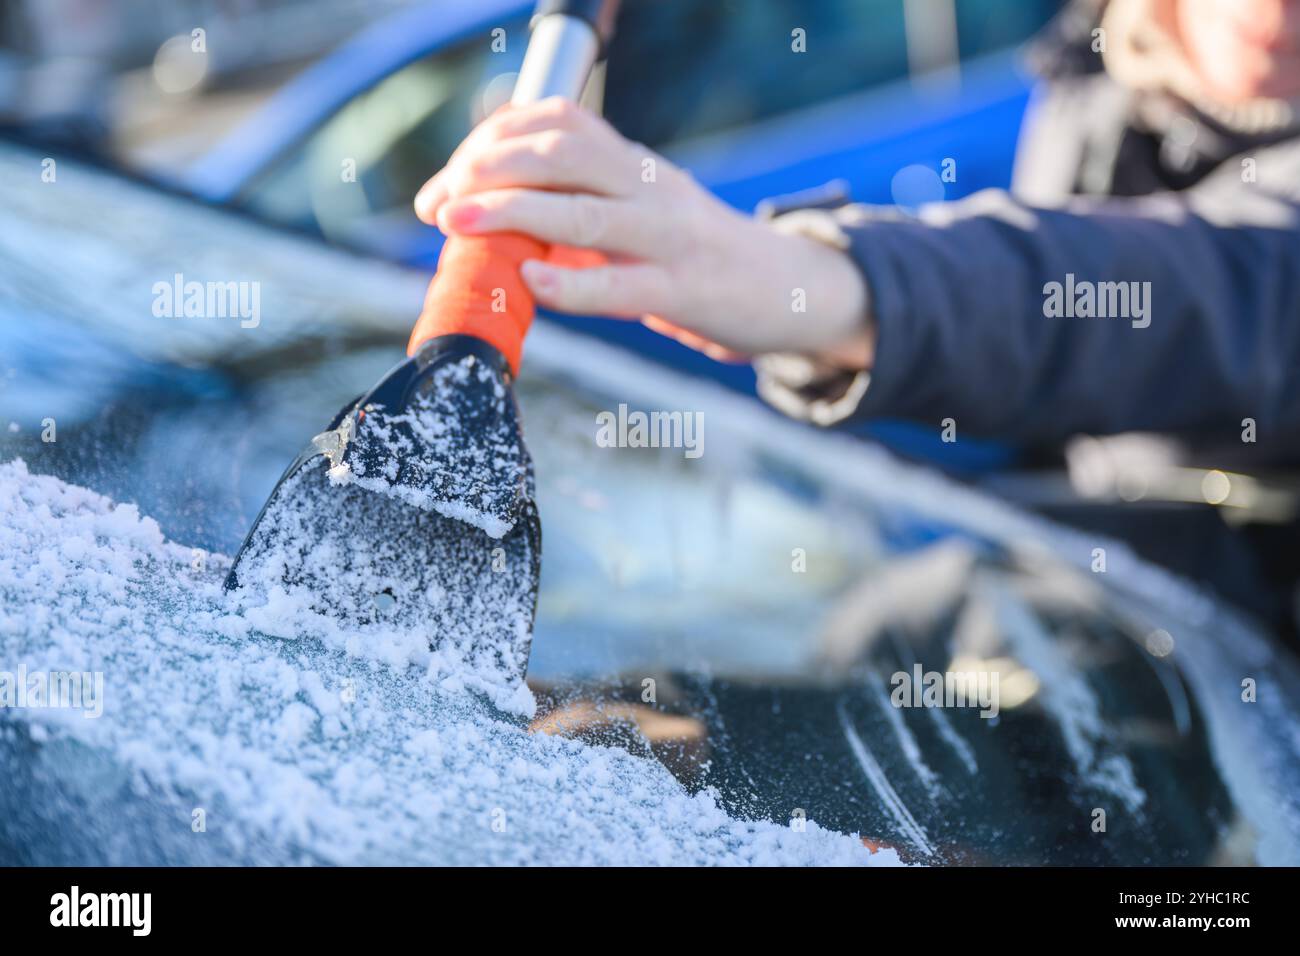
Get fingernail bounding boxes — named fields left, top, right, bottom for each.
left=443, top=201, right=484, bottom=232
left=521, top=260, right=555, bottom=292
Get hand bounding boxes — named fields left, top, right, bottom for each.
left=414, top=98, right=873, bottom=367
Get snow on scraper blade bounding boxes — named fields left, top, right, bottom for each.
left=225, top=335, right=541, bottom=686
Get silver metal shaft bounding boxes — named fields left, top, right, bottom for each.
left=511, top=14, right=600, bottom=105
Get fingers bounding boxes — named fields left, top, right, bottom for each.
left=478, top=95, right=597, bottom=141
left=437, top=188, right=665, bottom=259
left=453, top=130, right=634, bottom=200
left=415, top=99, right=649, bottom=224
left=520, top=259, right=673, bottom=318
left=416, top=99, right=589, bottom=221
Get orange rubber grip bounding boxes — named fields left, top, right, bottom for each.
left=407, top=233, right=545, bottom=375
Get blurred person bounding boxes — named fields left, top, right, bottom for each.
left=414, top=0, right=1300, bottom=617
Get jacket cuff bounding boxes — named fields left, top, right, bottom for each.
left=752, top=205, right=874, bottom=426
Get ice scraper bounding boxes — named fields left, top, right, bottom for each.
left=226, top=0, right=619, bottom=688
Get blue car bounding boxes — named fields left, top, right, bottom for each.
left=177, top=0, right=1064, bottom=472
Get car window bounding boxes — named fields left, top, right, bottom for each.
left=237, top=0, right=1063, bottom=244
left=239, top=18, right=529, bottom=240
left=603, top=0, right=910, bottom=148
left=954, top=0, right=1064, bottom=60
left=603, top=0, right=1063, bottom=147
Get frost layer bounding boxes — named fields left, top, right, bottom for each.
left=225, top=350, right=541, bottom=715
left=0, top=461, right=896, bottom=866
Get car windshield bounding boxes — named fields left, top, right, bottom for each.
left=5, top=144, right=1299, bottom=865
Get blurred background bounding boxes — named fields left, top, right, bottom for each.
left=0, top=0, right=1060, bottom=250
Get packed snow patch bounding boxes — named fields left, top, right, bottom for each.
left=340, top=354, right=527, bottom=540
left=224, top=454, right=536, bottom=716
left=0, top=460, right=897, bottom=865
left=224, top=352, right=541, bottom=715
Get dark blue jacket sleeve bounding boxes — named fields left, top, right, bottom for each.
left=767, top=159, right=1300, bottom=445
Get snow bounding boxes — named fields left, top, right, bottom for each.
left=339, top=353, right=529, bottom=540
left=0, top=460, right=899, bottom=866
left=223, top=351, right=542, bottom=715
left=991, top=580, right=1148, bottom=815
left=837, top=699, right=934, bottom=857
